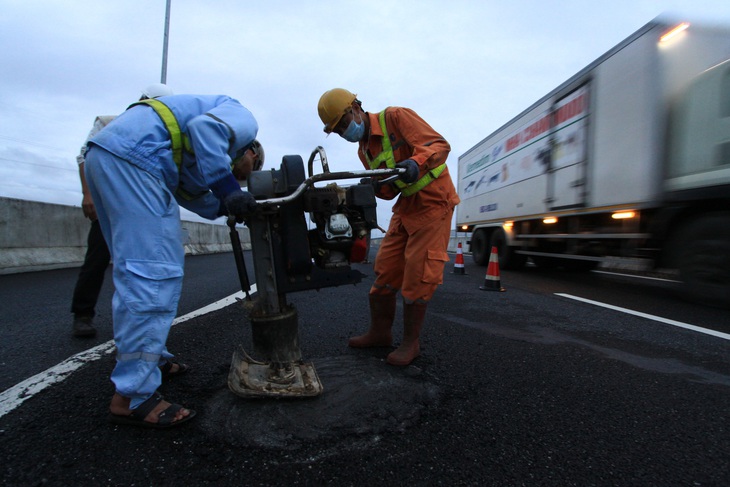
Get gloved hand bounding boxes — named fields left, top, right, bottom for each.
left=395, top=159, right=419, bottom=184
left=224, top=190, right=258, bottom=223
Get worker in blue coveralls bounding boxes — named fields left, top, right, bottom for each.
left=71, top=83, right=175, bottom=338
left=84, top=94, right=263, bottom=429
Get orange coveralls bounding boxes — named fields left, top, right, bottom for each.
left=357, top=107, right=460, bottom=303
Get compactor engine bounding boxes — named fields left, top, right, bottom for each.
left=305, top=182, right=377, bottom=269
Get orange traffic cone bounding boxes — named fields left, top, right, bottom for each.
left=452, top=242, right=466, bottom=275
left=479, top=246, right=505, bottom=292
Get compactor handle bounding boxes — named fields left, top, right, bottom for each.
left=257, top=167, right=404, bottom=208
left=227, top=215, right=251, bottom=300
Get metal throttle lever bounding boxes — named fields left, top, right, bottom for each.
left=227, top=215, right=251, bottom=300
left=377, top=170, right=405, bottom=185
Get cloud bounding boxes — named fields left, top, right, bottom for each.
left=1, top=0, right=729, bottom=229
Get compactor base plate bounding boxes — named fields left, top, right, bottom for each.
left=227, top=346, right=323, bottom=398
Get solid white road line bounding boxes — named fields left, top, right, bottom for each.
left=0, top=289, right=252, bottom=419
left=556, top=293, right=730, bottom=341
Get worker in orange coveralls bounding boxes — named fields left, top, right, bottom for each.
left=317, top=88, right=460, bottom=366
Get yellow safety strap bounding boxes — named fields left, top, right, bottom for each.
left=128, top=99, right=194, bottom=170
left=401, top=163, right=446, bottom=196
left=129, top=99, right=202, bottom=200
left=365, top=109, right=446, bottom=197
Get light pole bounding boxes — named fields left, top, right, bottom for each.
left=160, top=0, right=171, bottom=84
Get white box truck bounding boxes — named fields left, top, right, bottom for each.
left=457, top=18, right=730, bottom=307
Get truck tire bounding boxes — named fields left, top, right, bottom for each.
left=471, top=229, right=489, bottom=265
left=490, top=228, right=527, bottom=270
left=677, top=212, right=730, bottom=309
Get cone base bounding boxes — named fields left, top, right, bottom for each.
left=479, top=284, right=505, bottom=292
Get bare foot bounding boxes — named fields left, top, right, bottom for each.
left=109, top=393, right=192, bottom=425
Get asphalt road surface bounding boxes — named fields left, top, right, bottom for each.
left=1, top=251, right=728, bottom=486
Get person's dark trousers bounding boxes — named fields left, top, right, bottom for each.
left=71, top=220, right=110, bottom=336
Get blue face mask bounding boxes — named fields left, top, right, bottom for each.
left=342, top=118, right=365, bottom=142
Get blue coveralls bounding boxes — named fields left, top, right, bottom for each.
left=84, top=94, right=258, bottom=408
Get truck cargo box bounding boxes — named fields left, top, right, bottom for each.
left=457, top=18, right=730, bottom=225
left=456, top=18, right=730, bottom=308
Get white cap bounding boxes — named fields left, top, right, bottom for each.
left=141, top=83, right=174, bottom=99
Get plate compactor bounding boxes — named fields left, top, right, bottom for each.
left=227, top=147, right=402, bottom=398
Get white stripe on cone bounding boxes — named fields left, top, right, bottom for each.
left=453, top=242, right=466, bottom=274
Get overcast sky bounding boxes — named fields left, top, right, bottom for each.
left=1, top=0, right=729, bottom=227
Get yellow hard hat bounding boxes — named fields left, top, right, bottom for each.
left=318, top=88, right=357, bottom=133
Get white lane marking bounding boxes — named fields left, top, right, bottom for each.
left=172, top=290, right=248, bottom=326
left=556, top=293, right=730, bottom=341
left=0, top=288, right=254, bottom=419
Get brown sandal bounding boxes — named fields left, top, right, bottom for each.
left=160, top=360, right=190, bottom=380
left=108, top=392, right=196, bottom=429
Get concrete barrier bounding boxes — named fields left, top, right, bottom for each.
left=1, top=197, right=469, bottom=275
left=0, top=197, right=247, bottom=275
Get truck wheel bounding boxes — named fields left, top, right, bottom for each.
left=490, top=228, right=527, bottom=270
left=471, top=229, right=489, bottom=265
left=677, top=212, right=730, bottom=309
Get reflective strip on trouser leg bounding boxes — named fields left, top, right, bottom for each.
left=85, top=148, right=184, bottom=409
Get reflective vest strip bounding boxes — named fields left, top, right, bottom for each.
left=129, top=100, right=204, bottom=200
left=401, top=163, right=446, bottom=196
left=365, top=109, right=446, bottom=197
left=129, top=99, right=184, bottom=170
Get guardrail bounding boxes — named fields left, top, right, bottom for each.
left=0, top=197, right=469, bottom=274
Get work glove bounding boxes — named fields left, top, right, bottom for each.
left=224, top=190, right=258, bottom=223
left=395, top=159, right=419, bottom=184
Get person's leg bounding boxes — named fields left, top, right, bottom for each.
left=371, top=213, right=407, bottom=294
left=86, top=148, right=188, bottom=417
left=386, top=300, right=428, bottom=366
left=387, top=208, right=453, bottom=366
left=348, top=215, right=406, bottom=347
left=348, top=293, right=396, bottom=348
left=71, top=220, right=111, bottom=337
